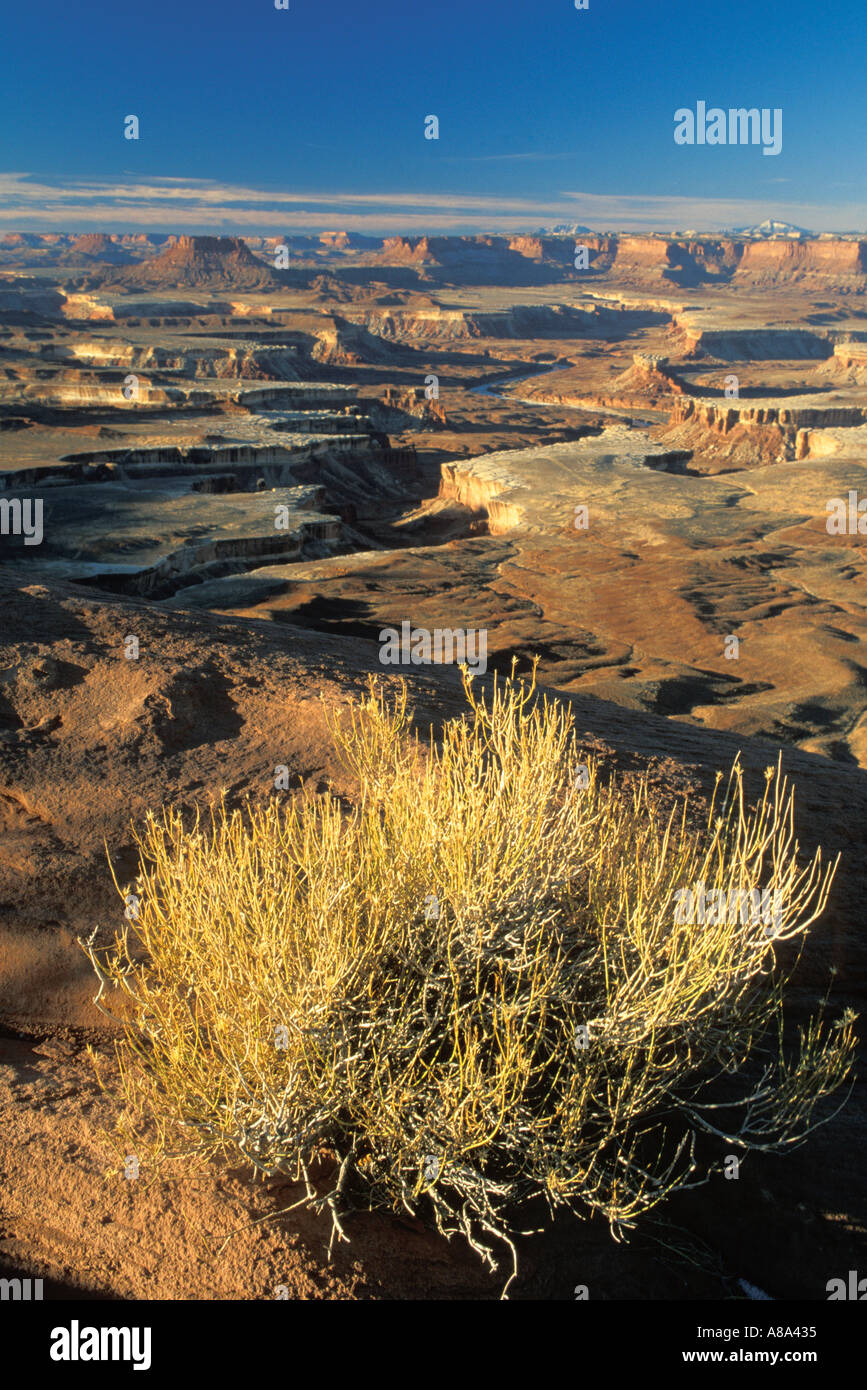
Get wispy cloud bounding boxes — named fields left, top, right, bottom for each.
left=0, top=173, right=864, bottom=234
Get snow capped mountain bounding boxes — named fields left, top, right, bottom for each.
left=731, top=219, right=813, bottom=239
left=535, top=223, right=596, bottom=236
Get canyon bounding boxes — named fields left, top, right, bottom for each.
left=3, top=233, right=867, bottom=761
left=0, top=229, right=865, bottom=1302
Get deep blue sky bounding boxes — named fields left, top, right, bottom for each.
left=1, top=0, right=864, bottom=232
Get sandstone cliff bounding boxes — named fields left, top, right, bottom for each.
left=668, top=396, right=867, bottom=434
left=735, top=238, right=867, bottom=282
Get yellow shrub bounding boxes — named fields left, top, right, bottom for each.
left=82, top=665, right=857, bottom=1293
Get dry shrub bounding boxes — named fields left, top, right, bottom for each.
left=82, top=666, right=856, bottom=1292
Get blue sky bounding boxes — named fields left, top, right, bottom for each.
left=1, top=0, right=864, bottom=233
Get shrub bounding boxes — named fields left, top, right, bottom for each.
left=83, top=666, right=856, bottom=1293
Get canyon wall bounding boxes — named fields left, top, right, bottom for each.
left=672, top=321, right=836, bottom=360
left=439, top=461, right=522, bottom=531
left=5, top=231, right=867, bottom=292
left=735, top=238, right=867, bottom=281
left=669, top=396, right=867, bottom=434
left=373, top=233, right=867, bottom=289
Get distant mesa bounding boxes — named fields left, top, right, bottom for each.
left=3, top=227, right=867, bottom=292
left=60, top=233, right=153, bottom=266
left=370, top=234, right=579, bottom=284
left=99, top=235, right=285, bottom=291
left=73, top=233, right=126, bottom=259
left=317, top=230, right=380, bottom=250
left=0, top=231, right=173, bottom=267
left=244, top=232, right=382, bottom=261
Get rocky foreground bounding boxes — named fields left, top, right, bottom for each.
left=0, top=569, right=863, bottom=1299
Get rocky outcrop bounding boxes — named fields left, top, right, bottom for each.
left=97, top=236, right=283, bottom=291
left=672, top=321, right=835, bottom=361
left=0, top=232, right=173, bottom=267
left=95, top=513, right=342, bottom=600
left=57, top=428, right=374, bottom=471
left=374, top=235, right=602, bottom=285
left=438, top=461, right=523, bottom=531
left=373, top=233, right=867, bottom=290
left=364, top=385, right=447, bottom=431
left=610, top=236, right=672, bottom=273
left=60, top=293, right=118, bottom=322
left=607, top=237, right=742, bottom=286
left=600, top=235, right=867, bottom=287
left=661, top=395, right=867, bottom=469
left=357, top=301, right=664, bottom=343
left=309, top=315, right=396, bottom=365
left=62, top=234, right=138, bottom=265
left=820, top=339, right=867, bottom=383
left=57, top=338, right=303, bottom=381
left=0, top=284, right=67, bottom=317
left=7, top=379, right=174, bottom=409
left=610, top=352, right=688, bottom=401
left=505, top=235, right=576, bottom=266
left=59, top=295, right=245, bottom=322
